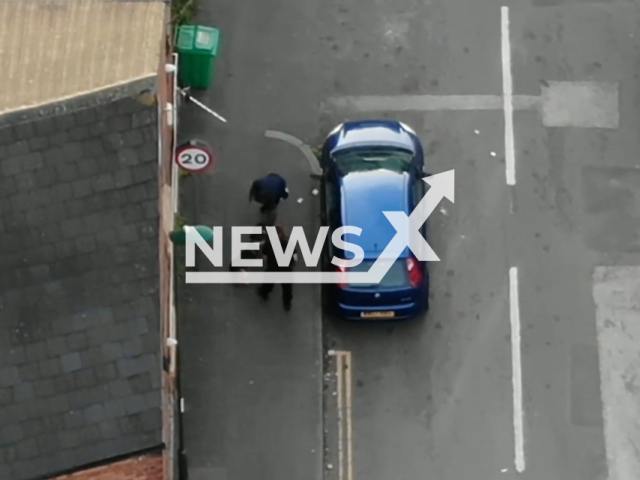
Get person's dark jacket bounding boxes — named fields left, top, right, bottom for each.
left=249, top=173, right=289, bottom=205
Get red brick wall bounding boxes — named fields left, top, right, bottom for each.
left=48, top=455, right=163, bottom=480
left=156, top=9, right=177, bottom=480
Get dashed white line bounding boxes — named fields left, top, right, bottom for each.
left=335, top=351, right=354, bottom=480
left=324, top=94, right=540, bottom=111
left=501, top=6, right=516, bottom=186
left=509, top=266, right=525, bottom=472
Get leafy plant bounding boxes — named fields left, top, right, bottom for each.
left=171, top=0, right=196, bottom=28
left=176, top=261, right=186, bottom=279
left=174, top=214, right=188, bottom=230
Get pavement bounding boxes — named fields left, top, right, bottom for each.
left=179, top=1, right=640, bottom=480
left=176, top=1, right=325, bottom=479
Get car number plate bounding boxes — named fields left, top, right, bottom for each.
left=361, top=311, right=395, bottom=319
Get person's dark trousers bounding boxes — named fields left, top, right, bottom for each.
left=258, top=282, right=293, bottom=311
left=282, top=283, right=292, bottom=307
left=258, top=283, right=273, bottom=298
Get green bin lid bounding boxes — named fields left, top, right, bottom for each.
left=194, top=26, right=220, bottom=52
left=176, top=25, right=195, bottom=51
left=169, top=225, right=214, bottom=245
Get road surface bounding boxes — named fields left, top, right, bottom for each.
left=178, top=0, right=640, bottom=480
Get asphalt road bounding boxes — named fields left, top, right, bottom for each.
left=178, top=0, right=640, bottom=480
left=509, top=4, right=640, bottom=480
left=319, top=0, right=517, bottom=475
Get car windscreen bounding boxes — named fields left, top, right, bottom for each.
left=332, top=149, right=413, bottom=175
left=346, top=259, right=408, bottom=288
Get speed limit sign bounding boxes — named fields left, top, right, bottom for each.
left=175, top=140, right=216, bottom=174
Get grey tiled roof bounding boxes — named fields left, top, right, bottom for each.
left=0, top=95, right=162, bottom=480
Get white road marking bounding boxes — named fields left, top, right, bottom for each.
left=346, top=355, right=353, bottom=480
left=264, top=130, right=322, bottom=175
left=501, top=6, right=516, bottom=186
left=335, top=351, right=354, bottom=480
left=325, top=94, right=539, bottom=111
left=593, top=266, right=640, bottom=480
left=325, top=83, right=618, bottom=129
left=337, top=353, right=344, bottom=480
left=509, top=267, right=525, bottom=473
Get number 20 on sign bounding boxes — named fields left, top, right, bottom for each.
left=175, top=140, right=216, bottom=174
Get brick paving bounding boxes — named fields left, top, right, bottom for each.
left=0, top=95, right=162, bottom=480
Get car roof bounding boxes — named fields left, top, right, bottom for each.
left=340, top=170, right=410, bottom=260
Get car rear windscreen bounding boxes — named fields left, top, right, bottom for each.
left=333, top=149, right=413, bottom=175
left=347, top=259, right=408, bottom=288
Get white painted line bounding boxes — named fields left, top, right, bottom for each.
left=345, top=352, right=353, bottom=480
left=509, top=267, right=525, bottom=473
left=501, top=6, right=516, bottom=186
left=328, top=95, right=502, bottom=110
left=325, top=94, right=540, bottom=112
left=265, top=129, right=303, bottom=147
left=334, top=351, right=354, bottom=480
left=337, top=353, right=344, bottom=480
left=264, top=130, right=322, bottom=175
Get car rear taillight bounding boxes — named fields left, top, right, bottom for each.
left=407, top=256, right=422, bottom=287
left=337, top=265, right=348, bottom=289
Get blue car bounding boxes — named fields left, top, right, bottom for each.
left=319, top=119, right=430, bottom=321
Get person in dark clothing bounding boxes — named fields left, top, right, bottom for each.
left=258, top=225, right=296, bottom=311
left=249, top=173, right=289, bottom=216
left=229, top=224, right=268, bottom=285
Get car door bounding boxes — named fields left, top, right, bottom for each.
left=321, top=168, right=341, bottom=268
left=411, top=172, right=428, bottom=239
left=409, top=136, right=426, bottom=175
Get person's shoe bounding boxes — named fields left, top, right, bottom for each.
left=283, top=300, right=291, bottom=312
left=258, top=289, right=269, bottom=301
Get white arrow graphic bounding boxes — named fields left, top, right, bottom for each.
left=185, top=169, right=455, bottom=284
left=384, top=170, right=454, bottom=261
left=351, top=169, right=455, bottom=284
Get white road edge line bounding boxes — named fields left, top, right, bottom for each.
left=509, top=267, right=525, bottom=472
left=501, top=6, right=516, bottom=186
left=264, top=130, right=322, bottom=176
left=345, top=352, right=353, bottom=480
left=334, top=351, right=354, bottom=480
left=337, top=353, right=344, bottom=480
left=324, top=94, right=540, bottom=111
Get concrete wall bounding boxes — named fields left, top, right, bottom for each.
left=0, top=0, right=166, bottom=116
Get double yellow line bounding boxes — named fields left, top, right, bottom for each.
left=334, top=351, right=353, bottom=480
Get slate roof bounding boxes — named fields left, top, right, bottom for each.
left=0, top=85, right=162, bottom=480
